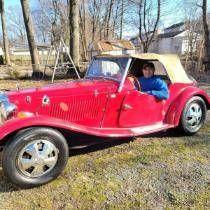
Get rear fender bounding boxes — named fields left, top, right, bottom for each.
left=165, top=87, right=209, bottom=126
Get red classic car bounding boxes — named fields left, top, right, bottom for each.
left=0, top=53, right=209, bottom=188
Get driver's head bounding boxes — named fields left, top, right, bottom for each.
left=142, top=62, right=155, bottom=78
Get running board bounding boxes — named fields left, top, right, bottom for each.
left=131, top=122, right=174, bottom=136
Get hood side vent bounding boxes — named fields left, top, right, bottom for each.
left=49, top=97, right=101, bottom=122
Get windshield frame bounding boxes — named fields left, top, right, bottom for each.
left=118, top=58, right=132, bottom=92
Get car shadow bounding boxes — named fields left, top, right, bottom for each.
left=0, top=128, right=208, bottom=192
left=67, top=128, right=191, bottom=157
left=66, top=131, right=134, bottom=156
left=68, top=126, right=210, bottom=157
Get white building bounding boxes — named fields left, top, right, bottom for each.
left=131, top=22, right=201, bottom=55
left=10, top=46, right=55, bottom=56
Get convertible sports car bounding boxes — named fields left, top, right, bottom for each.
left=0, top=53, right=209, bottom=188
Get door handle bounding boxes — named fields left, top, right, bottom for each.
left=123, top=104, right=133, bottom=110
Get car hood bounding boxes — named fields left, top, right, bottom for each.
left=7, top=79, right=119, bottom=100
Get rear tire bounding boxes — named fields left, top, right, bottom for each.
left=2, top=127, right=69, bottom=188
left=180, top=96, right=207, bottom=135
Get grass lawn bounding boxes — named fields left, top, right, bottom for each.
left=0, top=79, right=209, bottom=209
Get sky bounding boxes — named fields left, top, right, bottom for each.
left=3, top=0, right=210, bottom=39
left=5, top=0, right=37, bottom=9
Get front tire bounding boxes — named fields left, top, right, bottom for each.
left=180, top=96, right=207, bottom=135
left=2, top=127, right=69, bottom=188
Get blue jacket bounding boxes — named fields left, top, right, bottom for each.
left=139, top=76, right=169, bottom=100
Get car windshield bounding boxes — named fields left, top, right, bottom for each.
left=85, top=57, right=129, bottom=81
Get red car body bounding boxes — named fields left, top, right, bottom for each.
left=0, top=54, right=209, bottom=142
left=0, top=53, right=210, bottom=188
left=0, top=77, right=207, bottom=141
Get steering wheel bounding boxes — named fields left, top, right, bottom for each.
left=128, top=75, right=141, bottom=91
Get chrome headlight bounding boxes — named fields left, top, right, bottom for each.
left=0, top=93, right=16, bottom=124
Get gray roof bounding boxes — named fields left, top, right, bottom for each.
left=158, top=30, right=185, bottom=38
left=165, top=22, right=185, bottom=30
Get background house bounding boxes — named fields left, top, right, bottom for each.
left=88, top=40, right=135, bottom=59
left=131, top=22, right=201, bottom=55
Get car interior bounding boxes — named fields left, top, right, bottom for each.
left=128, top=58, right=171, bottom=86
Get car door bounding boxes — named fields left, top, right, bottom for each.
left=119, top=90, right=165, bottom=128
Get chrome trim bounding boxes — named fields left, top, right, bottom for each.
left=123, top=104, right=133, bottom=110
left=0, top=93, right=16, bottom=122
left=86, top=75, right=120, bottom=83
left=26, top=96, right=32, bottom=103
left=42, top=95, right=50, bottom=106
left=84, top=57, right=95, bottom=78
left=118, top=58, right=132, bottom=93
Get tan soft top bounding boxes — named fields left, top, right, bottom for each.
left=130, top=53, right=192, bottom=83
left=96, top=53, right=192, bottom=84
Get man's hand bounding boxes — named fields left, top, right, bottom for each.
left=128, top=77, right=135, bottom=83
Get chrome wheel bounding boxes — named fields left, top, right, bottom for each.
left=180, top=96, right=207, bottom=135
left=17, top=140, right=59, bottom=178
left=185, top=103, right=202, bottom=128
left=3, top=127, right=68, bottom=188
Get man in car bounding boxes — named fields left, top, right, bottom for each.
left=140, top=62, right=169, bottom=100
left=130, top=62, right=169, bottom=100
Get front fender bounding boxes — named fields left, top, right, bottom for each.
left=165, top=86, right=209, bottom=126
left=0, top=115, right=100, bottom=141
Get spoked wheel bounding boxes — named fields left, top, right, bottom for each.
left=17, top=140, right=59, bottom=178
left=2, top=127, right=69, bottom=188
left=180, top=96, right=207, bottom=135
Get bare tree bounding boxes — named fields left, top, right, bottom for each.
left=88, top=0, right=102, bottom=43
left=119, top=0, right=125, bottom=39
left=183, top=4, right=201, bottom=71
left=69, top=0, right=80, bottom=68
left=104, top=0, right=114, bottom=39
left=134, top=0, right=161, bottom=52
left=20, top=0, right=40, bottom=73
left=35, top=0, right=69, bottom=44
left=32, top=9, right=50, bottom=44
left=201, top=0, right=210, bottom=71
left=0, top=0, right=11, bottom=65
left=7, top=7, right=27, bottom=45
left=79, top=0, right=88, bottom=60
left=194, top=0, right=210, bottom=71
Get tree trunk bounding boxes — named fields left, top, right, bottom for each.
left=202, top=0, right=210, bottom=71
left=120, top=0, right=124, bottom=39
left=20, top=0, right=40, bottom=73
left=105, top=0, right=114, bottom=39
left=79, top=0, right=88, bottom=61
left=69, top=0, right=80, bottom=68
left=112, top=0, right=120, bottom=38
left=0, top=0, right=11, bottom=65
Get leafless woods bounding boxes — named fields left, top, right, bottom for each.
left=0, top=0, right=209, bottom=73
